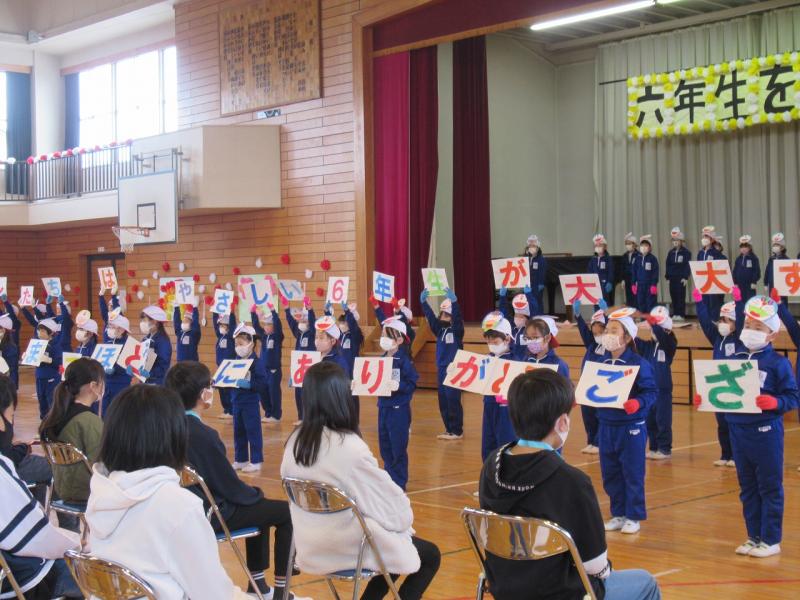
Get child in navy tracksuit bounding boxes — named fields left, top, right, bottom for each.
left=589, top=309, right=657, bottom=535
left=638, top=306, right=677, bottom=459
left=370, top=296, right=416, bottom=346
left=325, top=301, right=363, bottom=413
left=733, top=235, right=760, bottom=303
left=251, top=303, right=284, bottom=422
left=774, top=287, right=800, bottom=420
left=0, top=314, right=19, bottom=389
left=27, top=318, right=63, bottom=419
left=284, top=296, right=315, bottom=421
left=697, top=226, right=726, bottom=320
left=314, top=315, right=352, bottom=377
left=705, top=295, right=799, bottom=557
left=97, top=293, right=132, bottom=417
left=138, top=305, right=172, bottom=385
left=694, top=288, right=744, bottom=466
left=74, top=318, right=98, bottom=357
left=665, top=227, right=691, bottom=319
left=521, top=316, right=569, bottom=379
left=420, top=287, right=464, bottom=439
left=1, top=294, right=21, bottom=349
left=44, top=298, right=73, bottom=354
left=230, top=324, right=266, bottom=473
left=622, top=233, right=640, bottom=309
left=763, top=232, right=789, bottom=306
left=632, top=235, right=659, bottom=314
left=173, top=304, right=201, bottom=362
left=589, top=234, right=615, bottom=306
left=525, top=234, right=548, bottom=311
left=212, top=312, right=236, bottom=418
left=480, top=313, right=517, bottom=461
left=499, top=286, right=539, bottom=358
left=377, top=317, right=418, bottom=490
left=574, top=300, right=608, bottom=454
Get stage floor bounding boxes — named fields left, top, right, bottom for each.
left=12, top=373, right=800, bottom=599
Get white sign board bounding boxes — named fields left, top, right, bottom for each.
left=559, top=274, right=603, bottom=306
left=491, top=258, right=530, bottom=290
left=575, top=362, right=640, bottom=409
left=421, top=268, right=449, bottom=297
left=352, top=357, right=394, bottom=396
left=289, top=351, right=322, bottom=388
left=693, top=359, right=762, bottom=413
left=326, top=276, right=350, bottom=304
left=690, top=260, right=734, bottom=295
left=772, top=259, right=800, bottom=297
left=212, top=359, right=255, bottom=388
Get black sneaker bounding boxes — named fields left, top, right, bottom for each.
left=246, top=579, right=274, bottom=599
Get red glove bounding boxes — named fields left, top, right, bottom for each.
left=692, top=288, right=702, bottom=302
left=369, top=294, right=380, bottom=309
left=756, top=394, right=778, bottom=410
left=649, top=285, right=657, bottom=295
left=302, top=296, right=311, bottom=308
left=631, top=284, right=638, bottom=295
left=267, top=301, right=274, bottom=312
left=390, top=297, right=400, bottom=309
left=644, top=314, right=658, bottom=326
left=732, top=285, right=742, bottom=302
left=693, top=393, right=702, bottom=408
left=250, top=304, right=258, bottom=314
left=623, top=399, right=640, bottom=415
left=770, top=287, right=781, bottom=303
left=280, top=294, right=289, bottom=308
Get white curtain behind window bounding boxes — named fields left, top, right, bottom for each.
left=594, top=6, right=800, bottom=272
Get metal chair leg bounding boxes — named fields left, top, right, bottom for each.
left=476, top=573, right=486, bottom=600
left=284, top=537, right=295, bottom=596
left=226, top=535, right=263, bottom=600
left=325, top=577, right=342, bottom=600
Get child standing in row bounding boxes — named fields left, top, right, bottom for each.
left=314, top=316, right=352, bottom=377
left=74, top=318, right=98, bottom=357
left=173, top=304, right=201, bottom=363
left=212, top=312, right=236, bottom=419
left=97, top=291, right=132, bottom=417
left=420, top=287, right=464, bottom=440
left=371, top=297, right=416, bottom=345
left=524, top=235, right=548, bottom=311
left=763, top=233, right=788, bottom=305
left=698, top=226, right=726, bottom=320
left=30, top=318, right=63, bottom=419
left=622, top=233, right=640, bottom=308
left=639, top=306, right=677, bottom=460
left=573, top=299, right=608, bottom=454
left=665, top=227, right=691, bottom=321
left=633, top=235, right=659, bottom=314
left=231, top=323, right=266, bottom=474
left=480, top=313, right=517, bottom=462
left=589, top=234, right=615, bottom=306
left=0, top=314, right=19, bottom=389
left=252, top=303, right=284, bottom=423
left=138, top=305, right=172, bottom=385
left=284, top=295, right=315, bottom=424
left=733, top=235, right=760, bottom=303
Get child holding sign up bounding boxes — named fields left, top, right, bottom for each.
left=480, top=313, right=517, bottom=463
left=31, top=318, right=64, bottom=419
left=586, top=308, right=657, bottom=535
left=231, top=323, right=266, bottom=473
left=212, top=312, right=236, bottom=419
left=97, top=291, right=132, bottom=416
left=573, top=299, right=608, bottom=454
left=284, top=295, right=315, bottom=423
left=252, top=303, right=284, bottom=423
left=0, top=314, right=19, bottom=388
left=701, top=295, right=799, bottom=557
left=173, top=304, right=201, bottom=362
left=74, top=317, right=98, bottom=358
left=138, top=306, right=172, bottom=385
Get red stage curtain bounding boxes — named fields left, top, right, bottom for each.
left=452, top=36, right=492, bottom=322
left=373, top=52, right=410, bottom=308
left=408, top=46, right=439, bottom=315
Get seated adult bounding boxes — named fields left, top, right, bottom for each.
left=85, top=384, right=250, bottom=599
left=165, top=361, right=305, bottom=600
left=39, top=358, right=104, bottom=506
left=0, top=374, right=51, bottom=503
left=280, top=361, right=441, bottom=600
left=0, top=386, right=81, bottom=599
left=479, top=369, right=661, bottom=600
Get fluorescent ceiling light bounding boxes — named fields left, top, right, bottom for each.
left=530, top=0, right=678, bottom=31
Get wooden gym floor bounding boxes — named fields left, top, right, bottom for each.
left=13, top=373, right=800, bottom=599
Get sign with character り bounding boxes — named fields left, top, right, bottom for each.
left=237, top=274, right=278, bottom=321
left=277, top=280, right=304, bottom=303
left=491, top=258, right=530, bottom=290
left=693, top=360, right=762, bottom=413
left=575, top=362, right=640, bottom=409
left=91, top=344, right=124, bottom=372
left=116, top=337, right=157, bottom=383
left=41, top=277, right=62, bottom=298
left=772, top=259, right=800, bottom=297
left=690, top=260, right=733, bottom=295
left=444, top=350, right=498, bottom=396
left=97, top=267, right=118, bottom=293
left=422, top=268, right=449, bottom=297
left=211, top=289, right=234, bottom=316
left=352, top=357, right=394, bottom=397
left=21, top=339, right=49, bottom=367
left=326, top=276, right=350, bottom=304
left=559, top=274, right=603, bottom=306
left=212, top=359, right=254, bottom=388
left=490, top=360, right=559, bottom=403
left=372, top=271, right=395, bottom=304
left=18, top=286, right=34, bottom=307
left=290, top=351, right=322, bottom=388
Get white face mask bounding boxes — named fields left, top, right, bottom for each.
left=75, top=330, right=87, bottom=343
left=672, top=240, right=680, bottom=248
left=379, top=336, right=396, bottom=352
left=717, top=322, right=732, bottom=337
left=640, top=245, right=649, bottom=254
left=601, top=333, right=623, bottom=352
left=235, top=343, right=253, bottom=358
left=106, top=327, right=121, bottom=340
left=181, top=322, right=191, bottom=332
left=772, top=245, right=782, bottom=255
left=701, top=237, right=710, bottom=247
left=555, top=414, right=570, bottom=449
left=594, top=246, right=604, bottom=254
left=528, top=246, right=538, bottom=256
left=593, top=334, right=604, bottom=346
left=740, top=329, right=769, bottom=351
left=488, top=342, right=509, bottom=355
left=514, top=316, right=527, bottom=329
left=298, top=322, right=309, bottom=333
left=139, top=321, right=152, bottom=335
left=201, top=387, right=214, bottom=409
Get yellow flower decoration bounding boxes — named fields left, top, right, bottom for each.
left=766, top=54, right=776, bottom=66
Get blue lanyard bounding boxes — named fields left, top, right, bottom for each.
left=186, top=410, right=201, bottom=421
left=518, top=439, right=564, bottom=459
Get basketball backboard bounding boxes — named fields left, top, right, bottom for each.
left=116, top=171, right=178, bottom=251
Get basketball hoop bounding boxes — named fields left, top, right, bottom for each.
left=112, top=225, right=151, bottom=254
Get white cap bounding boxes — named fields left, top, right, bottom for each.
left=702, top=225, right=721, bottom=241
left=720, top=301, right=736, bottom=320
left=382, top=316, right=407, bottom=336
left=624, top=232, right=637, bottom=244
left=744, top=296, right=780, bottom=333
left=109, top=315, right=131, bottom=333
left=739, top=234, right=753, bottom=245
left=234, top=323, right=256, bottom=337
left=142, top=305, right=168, bottom=322
left=527, top=234, right=540, bottom=246
left=0, top=314, right=12, bottom=330
left=80, top=319, right=98, bottom=335
left=399, top=306, right=413, bottom=321
left=590, top=309, right=606, bottom=325
left=38, top=318, right=58, bottom=332
left=670, top=227, right=685, bottom=241
left=481, top=312, right=512, bottom=337
left=639, top=234, right=652, bottom=244
left=315, top=315, right=341, bottom=340
left=511, top=294, right=530, bottom=317
left=608, top=307, right=638, bottom=339
left=531, top=315, right=558, bottom=337
left=35, top=303, right=46, bottom=313
left=592, top=233, right=607, bottom=246
left=649, top=306, right=672, bottom=331
left=771, top=232, right=785, bottom=246
left=75, top=309, right=92, bottom=327
left=439, top=299, right=453, bottom=315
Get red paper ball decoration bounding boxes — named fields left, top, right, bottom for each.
left=160, top=285, right=167, bottom=293
left=192, top=273, right=200, bottom=283
left=320, top=259, right=331, bottom=271
left=131, top=284, right=139, bottom=293
left=127, top=269, right=136, bottom=278
left=79, top=147, right=87, bottom=155
left=315, top=287, right=325, bottom=297
left=52, top=151, right=61, bottom=159
left=280, top=254, right=290, bottom=265
left=162, top=261, right=171, bottom=272
left=65, top=149, right=73, bottom=157
left=94, top=145, right=102, bottom=151
left=232, top=267, right=241, bottom=276
left=157, top=298, right=166, bottom=309
left=214, top=284, right=222, bottom=290
left=74, top=286, right=81, bottom=294
left=126, top=293, right=133, bottom=303
left=73, top=299, right=80, bottom=308
left=26, top=156, right=34, bottom=165
left=167, top=281, right=176, bottom=291
left=204, top=295, right=214, bottom=306
left=39, top=154, right=48, bottom=161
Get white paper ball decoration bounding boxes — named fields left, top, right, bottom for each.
left=209, top=273, right=217, bottom=283
left=137, top=290, right=145, bottom=300
left=198, top=285, right=206, bottom=293
left=255, top=257, right=263, bottom=268
left=305, top=269, right=313, bottom=279
left=225, top=282, right=233, bottom=291
left=178, top=262, right=186, bottom=272
left=64, top=283, right=72, bottom=292
left=152, top=271, right=159, bottom=280
left=141, top=279, right=149, bottom=287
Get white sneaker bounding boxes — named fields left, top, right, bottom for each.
left=264, top=417, right=281, bottom=424
left=604, top=517, right=625, bottom=531
left=725, top=460, right=736, bottom=468
left=646, top=450, right=657, bottom=459
left=437, top=432, right=463, bottom=440
left=472, top=490, right=480, bottom=498
left=735, top=539, right=758, bottom=555
left=748, top=542, right=781, bottom=558
left=242, top=462, right=262, bottom=473
left=650, top=451, right=671, bottom=460
left=293, top=420, right=303, bottom=426
left=581, top=444, right=599, bottom=454
left=713, top=459, right=728, bottom=467
left=621, top=519, right=640, bottom=534
left=673, top=315, right=685, bottom=322
left=233, top=461, right=249, bottom=471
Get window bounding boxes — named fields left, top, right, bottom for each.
left=78, top=46, right=177, bottom=149
left=0, top=72, right=7, bottom=161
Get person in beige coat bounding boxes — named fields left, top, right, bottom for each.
left=281, top=361, right=440, bottom=600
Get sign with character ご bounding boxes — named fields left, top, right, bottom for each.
left=421, top=268, right=449, bottom=297
left=693, top=360, right=762, bottom=413
left=352, top=357, right=394, bottom=396
left=290, top=351, right=322, bottom=388
left=212, top=359, right=254, bottom=388
left=492, top=258, right=530, bottom=290
left=772, top=259, right=800, bottom=297
left=211, top=289, right=234, bottom=316
left=575, top=362, right=640, bottom=409
left=690, top=260, right=733, bottom=295
left=327, top=277, right=350, bottom=304
left=559, top=274, right=603, bottom=305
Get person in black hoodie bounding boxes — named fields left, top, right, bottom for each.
left=478, top=369, right=661, bottom=600
left=165, top=361, right=306, bottom=600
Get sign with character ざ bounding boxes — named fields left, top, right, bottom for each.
left=693, top=360, right=762, bottom=413
left=575, top=362, right=640, bottom=409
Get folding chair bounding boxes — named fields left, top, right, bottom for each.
left=282, top=476, right=401, bottom=600
left=461, top=507, right=597, bottom=600
left=0, top=552, right=25, bottom=600
left=40, top=441, right=92, bottom=545
left=64, top=549, right=156, bottom=600
left=178, top=466, right=263, bottom=600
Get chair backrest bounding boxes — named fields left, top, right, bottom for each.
left=64, top=550, right=157, bottom=600
left=41, top=441, right=92, bottom=473
left=461, top=508, right=597, bottom=600
left=0, top=552, right=25, bottom=600
left=178, top=466, right=219, bottom=520
left=282, top=477, right=358, bottom=516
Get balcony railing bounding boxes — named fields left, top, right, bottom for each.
left=1, top=146, right=181, bottom=202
